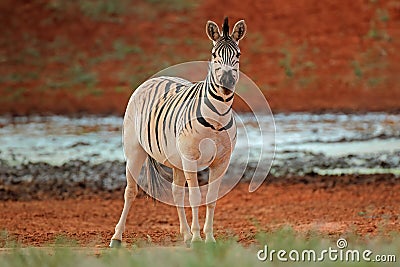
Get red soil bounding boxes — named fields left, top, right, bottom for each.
left=1, top=0, right=400, bottom=115
left=1, top=183, right=399, bottom=247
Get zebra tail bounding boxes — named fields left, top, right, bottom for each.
left=146, top=156, right=173, bottom=201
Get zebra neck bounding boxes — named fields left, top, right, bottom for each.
left=199, top=73, right=233, bottom=126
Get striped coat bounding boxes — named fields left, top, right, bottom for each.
left=125, top=73, right=236, bottom=175
left=110, top=17, right=247, bottom=247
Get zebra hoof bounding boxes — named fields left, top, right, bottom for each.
left=205, top=238, right=216, bottom=244
left=190, top=240, right=203, bottom=249
left=109, top=239, right=122, bottom=248
left=205, top=239, right=217, bottom=248
left=184, top=239, right=191, bottom=248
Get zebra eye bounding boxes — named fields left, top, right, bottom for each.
left=212, top=52, right=217, bottom=58
left=237, top=52, right=241, bottom=58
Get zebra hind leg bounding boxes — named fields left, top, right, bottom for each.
left=110, top=149, right=146, bottom=247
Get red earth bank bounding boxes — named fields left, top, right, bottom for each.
left=0, top=0, right=399, bottom=115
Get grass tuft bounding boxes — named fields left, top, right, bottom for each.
left=351, top=60, right=363, bottom=78
left=279, top=48, right=294, bottom=78
left=145, top=0, right=198, bottom=11
left=0, top=230, right=399, bottom=266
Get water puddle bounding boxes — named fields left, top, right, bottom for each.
left=0, top=113, right=399, bottom=176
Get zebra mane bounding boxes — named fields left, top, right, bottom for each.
left=222, top=17, right=229, bottom=39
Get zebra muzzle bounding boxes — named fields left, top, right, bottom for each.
left=220, top=70, right=235, bottom=93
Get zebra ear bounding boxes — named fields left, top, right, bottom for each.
left=206, top=20, right=221, bottom=42
left=231, top=20, right=247, bottom=42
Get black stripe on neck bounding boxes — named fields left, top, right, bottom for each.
left=206, top=77, right=235, bottom=103
left=196, top=111, right=234, bottom=132
left=218, top=115, right=234, bottom=131
left=204, top=90, right=232, bottom=116
left=207, top=86, right=225, bottom=102
left=197, top=115, right=216, bottom=130
left=225, top=93, right=234, bottom=102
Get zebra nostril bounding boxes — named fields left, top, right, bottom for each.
left=221, top=70, right=235, bottom=89
left=228, top=76, right=235, bottom=87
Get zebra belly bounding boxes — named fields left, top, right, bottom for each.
left=173, top=126, right=236, bottom=172
left=141, top=128, right=234, bottom=172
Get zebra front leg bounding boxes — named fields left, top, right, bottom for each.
left=204, top=163, right=228, bottom=243
left=203, top=183, right=220, bottom=243
left=172, top=168, right=192, bottom=247
left=185, top=171, right=202, bottom=243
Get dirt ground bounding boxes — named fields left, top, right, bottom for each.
left=1, top=182, right=399, bottom=247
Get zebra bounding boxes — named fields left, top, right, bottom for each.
left=110, top=17, right=247, bottom=248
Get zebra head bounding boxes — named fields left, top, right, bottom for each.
left=206, top=17, right=247, bottom=95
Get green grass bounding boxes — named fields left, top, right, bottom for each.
left=47, top=0, right=131, bottom=21
left=157, top=37, right=179, bottom=46
left=351, top=60, right=363, bottom=78
left=279, top=48, right=294, bottom=78
left=88, top=39, right=144, bottom=65
left=113, top=40, right=143, bottom=60
left=0, top=88, right=26, bottom=103
left=79, top=0, right=128, bottom=18
left=247, top=32, right=265, bottom=55
left=366, top=22, right=390, bottom=41
left=67, top=63, right=97, bottom=86
left=46, top=63, right=98, bottom=90
left=351, top=47, right=390, bottom=87
left=145, top=0, right=198, bottom=11
left=365, top=8, right=391, bottom=41
left=376, top=8, right=390, bottom=22
left=298, top=75, right=316, bottom=88
left=278, top=45, right=316, bottom=79
left=1, top=229, right=399, bottom=267
left=367, top=76, right=385, bottom=87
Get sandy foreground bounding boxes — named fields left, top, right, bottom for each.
left=1, top=181, right=399, bottom=247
